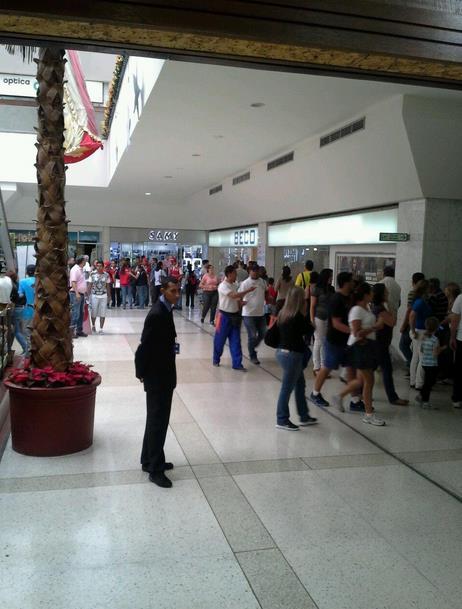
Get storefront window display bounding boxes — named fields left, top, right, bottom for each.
left=336, top=253, right=395, bottom=283
left=111, top=241, right=204, bottom=270
left=274, top=246, right=330, bottom=277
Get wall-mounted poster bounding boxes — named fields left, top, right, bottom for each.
left=336, top=254, right=395, bottom=284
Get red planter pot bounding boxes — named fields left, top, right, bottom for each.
left=5, top=375, right=101, bottom=457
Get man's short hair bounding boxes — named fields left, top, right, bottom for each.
left=161, top=275, right=178, bottom=289
left=337, top=271, right=353, bottom=288
left=248, top=262, right=259, bottom=273
left=412, top=272, right=425, bottom=285
left=26, top=264, right=36, bottom=277
left=383, top=266, right=395, bottom=278
left=76, top=255, right=85, bottom=265
left=429, top=277, right=440, bottom=290
left=224, top=265, right=236, bottom=277
left=305, top=260, right=314, bottom=271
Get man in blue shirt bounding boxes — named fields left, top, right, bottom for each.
left=18, top=264, right=36, bottom=356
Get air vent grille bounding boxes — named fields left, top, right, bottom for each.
left=320, top=117, right=365, bottom=148
left=209, top=185, right=223, bottom=195
left=267, top=151, right=294, bottom=171
left=232, top=171, right=251, bottom=186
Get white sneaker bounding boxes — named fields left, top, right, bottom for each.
left=362, top=414, right=386, bottom=426
left=453, top=401, right=462, bottom=409
left=98, top=329, right=104, bottom=335
left=331, top=395, right=345, bottom=412
left=91, top=326, right=96, bottom=333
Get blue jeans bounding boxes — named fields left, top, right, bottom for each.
left=12, top=307, right=27, bottom=353
left=213, top=311, right=243, bottom=368
left=399, top=328, right=412, bottom=366
left=276, top=349, right=310, bottom=424
left=243, top=316, right=267, bottom=359
left=70, top=292, right=84, bottom=333
left=121, top=285, right=133, bottom=308
left=136, top=285, right=148, bottom=309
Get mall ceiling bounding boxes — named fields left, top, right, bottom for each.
left=109, top=58, right=462, bottom=203
left=8, top=52, right=462, bottom=213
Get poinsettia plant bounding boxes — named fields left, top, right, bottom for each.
left=7, top=362, right=98, bottom=388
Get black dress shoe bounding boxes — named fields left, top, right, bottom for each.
left=149, top=472, right=172, bottom=488
left=142, top=462, right=174, bottom=473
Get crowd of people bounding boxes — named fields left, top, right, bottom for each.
left=207, top=260, right=462, bottom=430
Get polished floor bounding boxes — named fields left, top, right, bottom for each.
left=1, top=306, right=462, bottom=609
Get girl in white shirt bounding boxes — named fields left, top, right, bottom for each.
left=331, top=282, right=386, bottom=426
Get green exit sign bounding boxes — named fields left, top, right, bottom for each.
left=379, top=232, right=410, bottom=242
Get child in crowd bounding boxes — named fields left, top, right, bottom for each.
left=416, top=316, right=446, bottom=409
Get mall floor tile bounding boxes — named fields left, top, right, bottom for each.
left=1, top=306, right=461, bottom=609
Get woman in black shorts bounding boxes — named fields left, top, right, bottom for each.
left=331, top=283, right=386, bottom=426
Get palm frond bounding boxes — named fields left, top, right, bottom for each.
left=4, top=44, right=38, bottom=63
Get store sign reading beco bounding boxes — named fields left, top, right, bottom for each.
left=234, top=228, right=257, bottom=246
left=148, top=230, right=179, bottom=242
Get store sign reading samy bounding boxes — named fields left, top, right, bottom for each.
left=148, top=230, right=179, bottom=242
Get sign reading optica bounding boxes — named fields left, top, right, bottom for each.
left=0, top=73, right=104, bottom=103
left=209, top=226, right=259, bottom=248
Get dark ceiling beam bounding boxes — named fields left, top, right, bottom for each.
left=0, top=1, right=461, bottom=86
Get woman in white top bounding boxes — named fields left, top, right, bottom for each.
left=331, top=282, right=386, bottom=426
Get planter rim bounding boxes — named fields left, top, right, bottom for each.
left=4, top=374, right=101, bottom=392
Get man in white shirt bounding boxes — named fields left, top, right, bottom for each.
left=240, top=263, right=267, bottom=365
left=213, top=265, right=256, bottom=370
left=450, top=293, right=462, bottom=408
left=89, top=260, right=111, bottom=334
left=379, top=266, right=401, bottom=315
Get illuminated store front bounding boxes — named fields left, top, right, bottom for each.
left=208, top=226, right=259, bottom=270
left=109, top=227, right=207, bottom=269
left=268, top=207, right=398, bottom=282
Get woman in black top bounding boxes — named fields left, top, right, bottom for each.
left=135, top=264, right=149, bottom=310
left=371, top=283, right=408, bottom=406
left=275, top=286, right=318, bottom=430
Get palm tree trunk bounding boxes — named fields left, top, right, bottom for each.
left=31, top=48, right=73, bottom=371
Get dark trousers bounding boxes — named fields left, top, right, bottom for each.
left=420, top=366, right=438, bottom=403
left=185, top=285, right=195, bottom=308
left=111, top=286, right=121, bottom=307
left=201, top=291, right=218, bottom=323
left=151, top=284, right=161, bottom=304
left=452, top=340, right=462, bottom=402
left=399, top=328, right=412, bottom=366
left=141, top=386, right=174, bottom=472
left=376, top=342, right=399, bottom=403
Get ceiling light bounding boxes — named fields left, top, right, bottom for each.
left=192, top=153, right=201, bottom=157
left=213, top=135, right=224, bottom=139
left=164, top=175, right=173, bottom=179
left=250, top=102, right=265, bottom=108
left=145, top=192, right=151, bottom=196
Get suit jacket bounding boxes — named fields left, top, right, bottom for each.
left=135, top=299, right=177, bottom=390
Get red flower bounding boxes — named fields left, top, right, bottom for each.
left=5, top=362, right=99, bottom=389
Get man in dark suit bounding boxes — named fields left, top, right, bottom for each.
left=135, top=276, right=180, bottom=488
